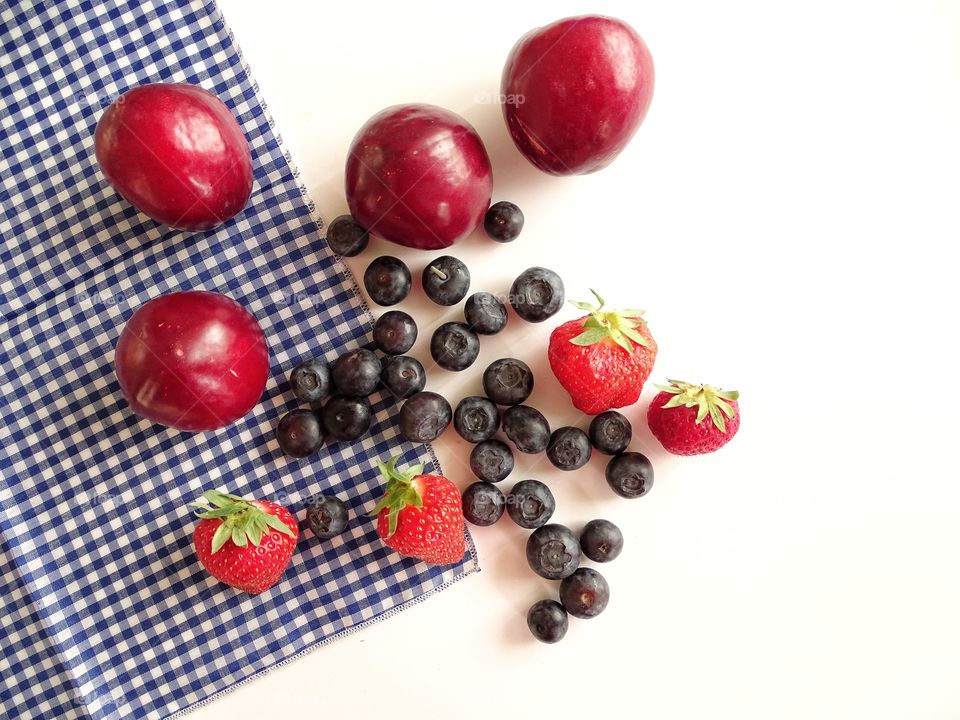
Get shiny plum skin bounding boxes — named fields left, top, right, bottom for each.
left=501, top=15, right=654, bottom=175
left=95, top=83, right=253, bottom=231
left=345, top=104, right=493, bottom=250
left=114, top=291, right=269, bottom=432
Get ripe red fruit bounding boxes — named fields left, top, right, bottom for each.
left=114, top=290, right=270, bottom=432
left=647, top=380, right=741, bottom=455
left=501, top=15, right=655, bottom=175
left=345, top=104, right=493, bottom=250
left=192, top=490, right=298, bottom=595
left=548, top=291, right=657, bottom=415
left=94, top=83, right=253, bottom=231
left=371, top=457, right=465, bottom=566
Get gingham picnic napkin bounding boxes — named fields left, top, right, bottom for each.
left=0, top=2, right=478, bottom=717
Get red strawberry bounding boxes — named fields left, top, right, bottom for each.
left=192, top=489, right=299, bottom=594
left=371, top=456, right=465, bottom=566
left=548, top=290, right=658, bottom=415
left=647, top=380, right=740, bottom=455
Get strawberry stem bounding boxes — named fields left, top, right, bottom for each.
left=656, top=380, right=740, bottom=433
left=567, top=289, right=650, bottom=353
left=368, top=456, right=424, bottom=538
left=192, top=489, right=294, bottom=554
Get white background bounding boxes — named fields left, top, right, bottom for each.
left=205, top=1, right=960, bottom=718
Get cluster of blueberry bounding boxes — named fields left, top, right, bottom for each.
left=452, top=394, right=648, bottom=643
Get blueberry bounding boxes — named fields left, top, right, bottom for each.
left=275, top=409, right=325, bottom=457
left=469, top=439, right=514, bottom=483
left=509, top=267, right=564, bottom=323
left=363, top=256, right=412, bottom=306
left=484, top=201, right=524, bottom=243
left=380, top=355, right=426, bottom=400
left=453, top=396, right=500, bottom=443
left=430, top=322, right=480, bottom=371
left=307, top=496, right=349, bottom=538
left=321, top=396, right=372, bottom=441
left=605, top=451, right=654, bottom=499
left=589, top=411, right=632, bottom=455
left=373, top=311, right=418, bottom=355
left=332, top=348, right=381, bottom=397
left=422, top=255, right=471, bottom=306
left=326, top=214, right=369, bottom=257
left=482, top=358, right=534, bottom=406
left=527, top=599, right=568, bottom=644
left=580, top=519, right=624, bottom=563
left=502, top=405, right=551, bottom=454
left=546, top=426, right=592, bottom=471
left=398, top=391, right=452, bottom=443
left=462, top=482, right=505, bottom=526
left=526, top=523, right=581, bottom=579
left=506, top=479, right=555, bottom=529
left=289, top=357, right=331, bottom=404
left=464, top=292, right=508, bottom=335
left=559, top=568, right=609, bottom=619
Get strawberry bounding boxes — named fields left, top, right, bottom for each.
left=548, top=290, right=658, bottom=415
left=192, top=489, right=299, bottom=594
left=370, top=456, right=465, bottom=566
left=647, top=380, right=740, bottom=455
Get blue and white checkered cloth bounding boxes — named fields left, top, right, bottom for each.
left=0, top=2, right=478, bottom=717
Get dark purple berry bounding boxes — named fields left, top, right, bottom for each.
left=546, top=426, right=592, bottom=471
left=484, top=201, right=524, bottom=243
left=527, top=599, right=568, bottom=644
left=373, top=310, right=418, bottom=355
left=502, top=405, right=550, bottom=454
left=469, top=439, right=514, bottom=483
left=364, top=256, right=411, bottom=306
left=422, top=255, right=470, bottom=306
left=580, top=519, right=623, bottom=563
left=464, top=292, right=508, bottom=335
left=605, top=452, right=654, bottom=499
left=462, top=482, right=505, bottom=526
left=453, top=396, right=500, bottom=443
left=322, top=396, right=371, bottom=441
left=307, top=496, right=349, bottom=538
left=559, top=568, right=609, bottom=619
left=482, top=358, right=533, bottom=406
left=506, top=479, right=555, bottom=529
left=289, top=357, right=331, bottom=404
left=526, top=523, right=581, bottom=580
left=326, top=215, right=369, bottom=257
left=589, top=411, right=632, bottom=455
left=398, top=391, right=452, bottom=443
left=509, top=267, right=564, bottom=322
left=430, top=322, right=480, bottom=371
left=276, top=409, right=324, bottom=457
left=380, top=355, right=426, bottom=399
left=332, top=348, right=381, bottom=397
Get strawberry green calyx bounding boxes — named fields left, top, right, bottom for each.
left=192, top=489, right=294, bottom=554
left=657, top=380, right=740, bottom=433
left=368, top=456, right=424, bottom=538
left=568, top=289, right=650, bottom=353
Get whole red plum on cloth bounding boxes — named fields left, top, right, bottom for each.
left=501, top=15, right=655, bottom=175
left=345, top=104, right=493, bottom=250
left=114, top=290, right=269, bottom=432
left=95, top=83, right=253, bottom=231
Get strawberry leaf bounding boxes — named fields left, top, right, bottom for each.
left=570, top=327, right=609, bottom=346
left=247, top=519, right=263, bottom=546
left=211, top=523, right=231, bottom=554
left=263, top=513, right=295, bottom=537
left=656, top=379, right=739, bottom=433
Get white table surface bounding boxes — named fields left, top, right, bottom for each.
left=201, top=1, right=960, bottom=718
